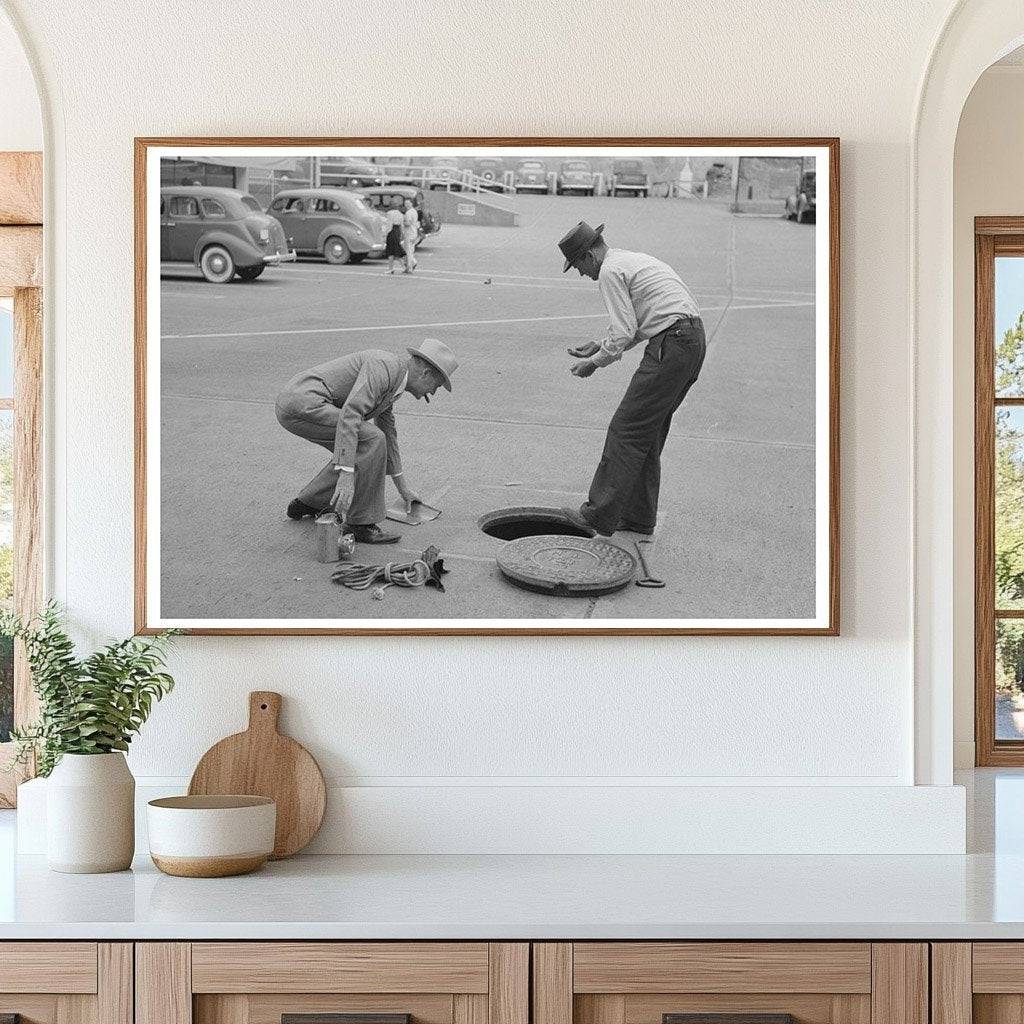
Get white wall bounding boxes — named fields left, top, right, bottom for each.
left=0, top=7, right=39, bottom=151
left=953, top=65, right=1024, bottom=767
left=0, top=0, right=973, bottom=852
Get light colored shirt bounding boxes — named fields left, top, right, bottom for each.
left=402, top=207, right=419, bottom=240
left=386, top=208, right=404, bottom=227
left=592, top=248, right=700, bottom=367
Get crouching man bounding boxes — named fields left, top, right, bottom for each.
left=276, top=339, right=458, bottom=544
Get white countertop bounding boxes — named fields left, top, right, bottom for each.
left=1, top=849, right=1024, bottom=940
left=1, top=770, right=1022, bottom=941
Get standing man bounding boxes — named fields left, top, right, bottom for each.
left=275, top=339, right=458, bottom=544
left=558, top=221, right=706, bottom=537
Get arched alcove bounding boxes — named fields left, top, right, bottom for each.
left=914, top=0, right=1024, bottom=784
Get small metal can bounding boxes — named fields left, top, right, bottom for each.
left=313, top=512, right=344, bottom=563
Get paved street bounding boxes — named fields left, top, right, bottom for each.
left=158, top=193, right=818, bottom=623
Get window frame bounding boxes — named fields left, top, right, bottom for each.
left=974, top=218, right=1024, bottom=764
left=0, top=151, right=44, bottom=807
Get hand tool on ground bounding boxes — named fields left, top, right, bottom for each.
left=633, top=540, right=665, bottom=588
left=385, top=500, right=442, bottom=526
left=188, top=691, right=326, bottom=860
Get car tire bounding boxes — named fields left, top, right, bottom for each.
left=199, top=245, right=235, bottom=284
left=236, top=264, right=265, bottom=281
left=323, top=236, right=352, bottom=265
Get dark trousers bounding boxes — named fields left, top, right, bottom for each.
left=581, top=317, right=706, bottom=535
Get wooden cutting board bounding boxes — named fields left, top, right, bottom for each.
left=188, top=691, right=326, bottom=859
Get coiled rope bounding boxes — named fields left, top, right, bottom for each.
left=332, top=558, right=432, bottom=600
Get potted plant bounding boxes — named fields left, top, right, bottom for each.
left=2, top=603, right=178, bottom=873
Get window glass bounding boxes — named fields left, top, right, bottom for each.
left=285, top=198, right=305, bottom=212
left=0, top=409, right=13, bottom=743
left=200, top=199, right=226, bottom=219
left=270, top=197, right=286, bottom=211
left=314, top=199, right=341, bottom=212
left=520, top=161, right=544, bottom=170
left=169, top=196, right=199, bottom=217
left=997, top=620, right=1024, bottom=740
left=996, top=256, right=1024, bottom=396
left=0, top=303, right=14, bottom=399
left=563, top=161, right=590, bottom=172
left=997, top=406, right=1024, bottom=609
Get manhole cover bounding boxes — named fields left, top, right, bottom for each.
left=496, top=535, right=636, bottom=597
left=479, top=506, right=595, bottom=540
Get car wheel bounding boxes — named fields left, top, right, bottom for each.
left=236, top=265, right=265, bottom=281
left=323, top=236, right=352, bottom=265
left=199, top=245, right=235, bottom=284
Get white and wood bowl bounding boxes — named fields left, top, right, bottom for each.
left=147, top=795, right=276, bottom=877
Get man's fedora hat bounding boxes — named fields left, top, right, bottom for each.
left=407, top=337, right=458, bottom=391
left=558, top=221, right=604, bottom=272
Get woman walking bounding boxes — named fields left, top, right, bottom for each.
left=401, top=197, right=419, bottom=273
left=384, top=197, right=405, bottom=274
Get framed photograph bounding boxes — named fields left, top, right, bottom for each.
left=135, top=137, right=839, bottom=636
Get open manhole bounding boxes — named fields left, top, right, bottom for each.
left=496, top=535, right=637, bottom=597
left=478, top=506, right=596, bottom=541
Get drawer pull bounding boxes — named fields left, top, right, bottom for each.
left=665, top=1016, right=796, bottom=1024
left=283, top=1016, right=411, bottom=1024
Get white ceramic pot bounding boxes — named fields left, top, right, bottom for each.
left=46, top=752, right=135, bottom=873
left=147, top=795, right=276, bottom=877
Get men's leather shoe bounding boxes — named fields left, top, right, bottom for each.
left=350, top=523, right=401, bottom=544
left=287, top=498, right=317, bottom=520
left=560, top=506, right=607, bottom=536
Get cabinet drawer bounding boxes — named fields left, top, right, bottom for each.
left=572, top=944, right=872, bottom=994
left=140, top=942, right=528, bottom=1024
left=191, top=943, right=490, bottom=993
left=0, top=942, right=98, bottom=993
left=534, top=944, right=924, bottom=1024
left=0, top=942, right=130, bottom=1024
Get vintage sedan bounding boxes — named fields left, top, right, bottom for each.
left=475, top=157, right=506, bottom=191
left=514, top=159, right=550, bottom=194
left=610, top=159, right=650, bottom=197
left=556, top=159, right=595, bottom=195
left=427, top=156, right=464, bottom=191
left=785, top=170, right=816, bottom=223
left=267, top=188, right=386, bottom=264
left=160, top=186, right=295, bottom=283
left=358, top=186, right=441, bottom=247
left=319, top=159, right=385, bottom=189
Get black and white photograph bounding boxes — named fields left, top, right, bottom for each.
left=137, top=140, right=837, bottom=634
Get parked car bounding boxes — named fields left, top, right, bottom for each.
left=475, top=157, right=506, bottom=191
left=514, top=159, right=549, bottom=194
left=266, top=189, right=386, bottom=264
left=427, top=156, right=464, bottom=191
left=359, top=186, right=441, bottom=247
left=610, top=160, right=649, bottom=197
left=319, top=159, right=384, bottom=189
left=785, top=170, right=816, bottom=223
left=556, top=159, right=595, bottom=196
left=381, top=156, right=418, bottom=186
left=160, top=186, right=295, bottom=283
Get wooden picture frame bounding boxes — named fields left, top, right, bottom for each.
left=135, top=137, right=840, bottom=637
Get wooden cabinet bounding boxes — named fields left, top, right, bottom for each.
left=0, top=942, right=132, bottom=1024
left=532, top=943, right=928, bottom=1024
left=136, top=943, right=528, bottom=1024
left=931, top=943, right=1024, bottom=1024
